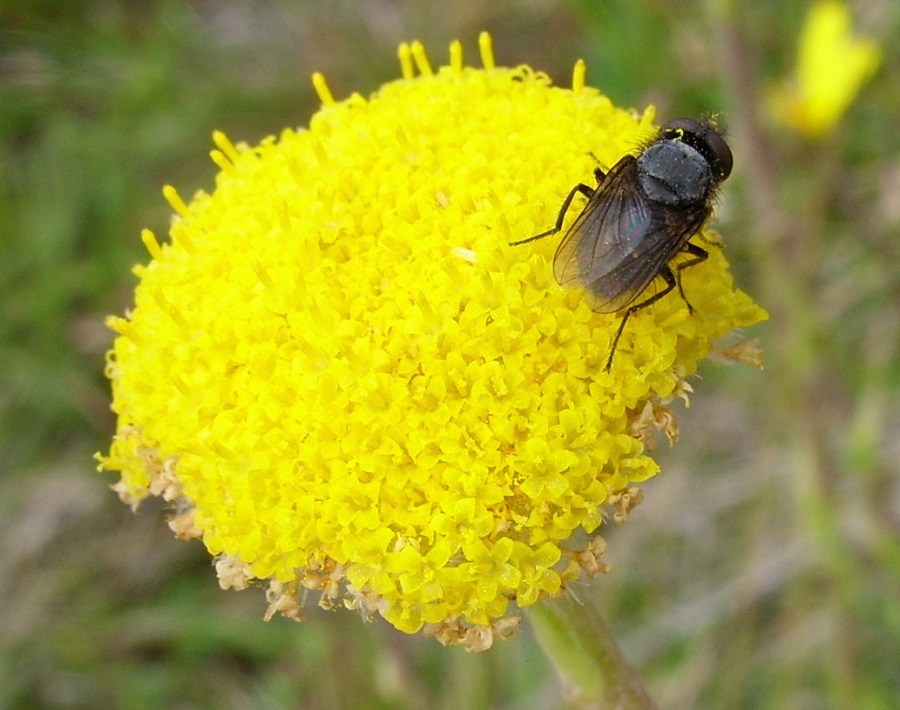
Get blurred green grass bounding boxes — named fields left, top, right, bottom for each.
left=1, top=0, right=897, bottom=707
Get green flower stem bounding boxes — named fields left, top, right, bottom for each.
left=528, top=591, right=656, bottom=709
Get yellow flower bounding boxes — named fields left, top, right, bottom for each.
left=767, top=0, right=881, bottom=138
left=97, top=33, right=766, bottom=650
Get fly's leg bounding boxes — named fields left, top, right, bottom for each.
left=606, top=241, right=709, bottom=370
left=508, top=182, right=595, bottom=246
left=605, top=266, right=678, bottom=372
left=588, top=153, right=608, bottom=177
left=674, top=242, right=708, bottom=313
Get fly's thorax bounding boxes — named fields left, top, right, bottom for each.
left=636, top=140, right=712, bottom=208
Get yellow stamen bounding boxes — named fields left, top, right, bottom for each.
left=212, top=130, right=239, bottom=162
left=170, top=224, right=194, bottom=253
left=311, top=72, right=335, bottom=106
left=572, top=59, right=586, bottom=94
left=162, top=185, right=189, bottom=217
left=140, top=228, right=163, bottom=261
left=449, top=40, right=463, bottom=74
left=105, top=315, right=132, bottom=336
left=209, top=149, right=234, bottom=174
left=479, top=31, right=494, bottom=69
left=310, top=136, right=328, bottom=165
left=410, top=41, right=433, bottom=76
left=398, top=42, right=413, bottom=79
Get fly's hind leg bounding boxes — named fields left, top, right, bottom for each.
left=606, top=241, right=708, bottom=370
left=674, top=242, right=708, bottom=314
left=605, top=267, right=678, bottom=372
left=508, top=182, right=595, bottom=246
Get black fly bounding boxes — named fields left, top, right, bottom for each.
left=511, top=117, right=733, bottom=371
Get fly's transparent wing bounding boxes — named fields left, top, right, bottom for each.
left=553, top=158, right=643, bottom=291
left=552, top=157, right=709, bottom=314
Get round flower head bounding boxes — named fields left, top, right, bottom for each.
left=98, top=34, right=767, bottom=650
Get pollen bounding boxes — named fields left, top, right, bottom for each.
left=97, top=34, right=767, bottom=650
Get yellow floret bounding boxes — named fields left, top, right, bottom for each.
left=767, top=0, right=881, bottom=138
left=98, top=34, right=766, bottom=649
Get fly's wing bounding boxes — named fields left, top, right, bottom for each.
left=553, top=157, right=709, bottom=314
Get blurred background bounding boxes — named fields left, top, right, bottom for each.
left=1, top=0, right=897, bottom=707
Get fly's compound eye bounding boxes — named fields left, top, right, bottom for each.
left=703, top=127, right=733, bottom=180
left=660, top=117, right=733, bottom=181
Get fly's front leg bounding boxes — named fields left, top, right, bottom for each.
left=508, top=182, right=594, bottom=246
left=588, top=152, right=607, bottom=180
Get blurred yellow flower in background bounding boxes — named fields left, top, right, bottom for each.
left=767, top=0, right=881, bottom=138
left=97, top=34, right=766, bottom=650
